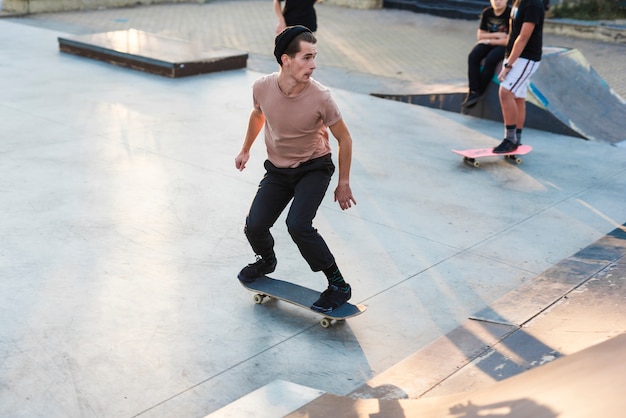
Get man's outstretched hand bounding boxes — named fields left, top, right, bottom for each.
left=334, top=183, right=356, bottom=210
left=235, top=151, right=249, bottom=171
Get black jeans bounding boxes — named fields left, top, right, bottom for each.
left=468, top=44, right=505, bottom=94
left=244, top=154, right=335, bottom=272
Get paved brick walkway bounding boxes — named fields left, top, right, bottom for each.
left=14, top=0, right=626, bottom=98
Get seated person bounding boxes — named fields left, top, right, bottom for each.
left=462, top=0, right=511, bottom=108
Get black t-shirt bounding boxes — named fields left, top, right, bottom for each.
left=507, top=0, right=544, bottom=61
left=280, top=0, right=317, bottom=32
left=479, top=6, right=511, bottom=34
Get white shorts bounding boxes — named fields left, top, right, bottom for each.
left=500, top=57, right=541, bottom=99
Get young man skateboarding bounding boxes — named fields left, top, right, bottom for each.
left=493, top=0, right=545, bottom=153
left=235, top=26, right=357, bottom=313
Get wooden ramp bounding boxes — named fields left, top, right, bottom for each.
left=58, top=29, right=247, bottom=78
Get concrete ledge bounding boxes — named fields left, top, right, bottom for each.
left=325, top=0, right=383, bottom=9
left=545, top=18, right=626, bottom=44
left=58, top=29, right=247, bottom=78
left=383, top=0, right=483, bottom=20
left=371, top=86, right=586, bottom=140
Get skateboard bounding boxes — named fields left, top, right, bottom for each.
left=238, top=275, right=366, bottom=328
left=452, top=145, right=532, bottom=167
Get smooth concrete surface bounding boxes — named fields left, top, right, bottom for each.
left=349, top=225, right=626, bottom=402
left=428, top=232, right=626, bottom=398
left=207, top=380, right=324, bottom=418
left=2, top=6, right=626, bottom=418
left=288, top=333, right=626, bottom=417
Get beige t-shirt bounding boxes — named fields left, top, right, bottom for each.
left=253, top=73, right=342, bottom=168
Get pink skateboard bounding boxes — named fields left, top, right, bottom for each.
left=452, top=145, right=532, bottom=167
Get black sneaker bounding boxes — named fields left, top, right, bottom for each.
left=238, top=256, right=277, bottom=283
left=461, top=91, right=481, bottom=108
left=311, top=284, right=352, bottom=313
left=493, top=139, right=519, bottom=154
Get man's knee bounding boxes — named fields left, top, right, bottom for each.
left=484, top=55, right=503, bottom=69
left=468, top=49, right=484, bottom=65
left=499, top=85, right=513, bottom=100
left=244, top=217, right=267, bottom=239
left=286, top=218, right=314, bottom=241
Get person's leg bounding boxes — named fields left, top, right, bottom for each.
left=288, top=176, right=349, bottom=288
left=516, top=97, right=526, bottom=131
left=494, top=58, right=540, bottom=153
left=285, top=155, right=351, bottom=312
left=285, top=156, right=335, bottom=272
left=467, top=44, right=488, bottom=94
left=479, top=46, right=505, bottom=95
left=239, top=161, right=292, bottom=281
left=514, top=97, right=526, bottom=144
left=499, top=86, right=518, bottom=127
left=463, top=44, right=489, bottom=108
left=493, top=86, right=518, bottom=153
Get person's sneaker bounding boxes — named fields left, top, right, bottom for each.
left=461, top=91, right=481, bottom=108
left=238, top=256, right=277, bottom=283
left=493, top=139, right=519, bottom=154
left=310, top=284, right=352, bottom=313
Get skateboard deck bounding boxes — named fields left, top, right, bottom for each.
left=452, top=145, right=532, bottom=167
left=238, top=275, right=366, bottom=328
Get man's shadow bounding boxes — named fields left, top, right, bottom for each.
left=450, top=399, right=556, bottom=417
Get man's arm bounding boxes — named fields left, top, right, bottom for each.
left=477, top=29, right=508, bottom=46
left=475, top=10, right=507, bottom=46
left=328, top=119, right=357, bottom=210
left=273, top=0, right=287, bottom=34
left=506, top=22, right=535, bottom=65
left=235, top=108, right=265, bottom=171
left=498, top=22, right=535, bottom=80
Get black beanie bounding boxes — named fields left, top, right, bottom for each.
left=273, top=25, right=312, bottom=65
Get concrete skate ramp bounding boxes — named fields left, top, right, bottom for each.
left=288, top=333, right=626, bottom=417
left=373, top=47, right=626, bottom=145
left=527, top=47, right=626, bottom=144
